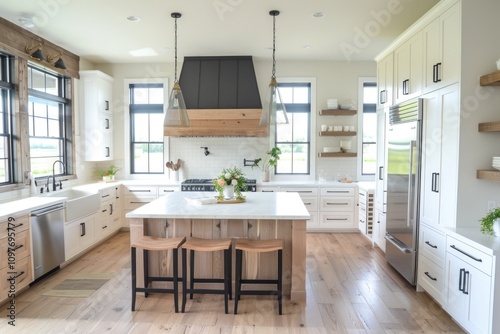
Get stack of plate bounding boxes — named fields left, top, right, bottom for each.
left=493, top=157, right=500, bottom=170
left=323, top=146, right=340, bottom=153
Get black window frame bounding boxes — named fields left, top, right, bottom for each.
left=129, top=83, right=165, bottom=174
left=360, top=82, right=377, bottom=176
left=275, top=82, right=312, bottom=175
left=0, top=53, right=15, bottom=185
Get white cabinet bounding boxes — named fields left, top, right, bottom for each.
left=422, top=2, right=460, bottom=94
left=377, top=53, right=393, bottom=109
left=445, top=235, right=492, bottom=334
left=358, top=188, right=374, bottom=237
left=123, top=185, right=158, bottom=227
left=319, top=187, right=356, bottom=230
left=418, top=223, right=446, bottom=304
left=394, top=32, right=423, bottom=104
left=372, top=208, right=386, bottom=252
left=281, top=187, right=318, bottom=229
left=79, top=70, right=114, bottom=161
left=419, top=83, right=459, bottom=228
left=64, top=214, right=96, bottom=261
left=96, top=186, right=121, bottom=239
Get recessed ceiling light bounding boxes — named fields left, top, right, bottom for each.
left=312, top=12, right=326, bottom=18
left=127, top=16, right=141, bottom=22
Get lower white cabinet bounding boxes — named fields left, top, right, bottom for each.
left=319, top=187, right=356, bottom=230
left=418, top=223, right=446, bottom=304
left=64, top=214, right=96, bottom=261
left=281, top=187, right=318, bottom=229
left=372, top=208, right=386, bottom=252
left=96, top=187, right=121, bottom=239
left=445, top=235, right=493, bottom=334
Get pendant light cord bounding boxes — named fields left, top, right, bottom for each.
left=174, top=15, right=178, bottom=83
left=272, top=13, right=276, bottom=79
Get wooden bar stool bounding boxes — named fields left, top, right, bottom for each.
left=131, top=236, right=186, bottom=312
left=234, top=239, right=283, bottom=315
left=181, top=237, right=232, bottom=314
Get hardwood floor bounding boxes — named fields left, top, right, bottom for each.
left=0, top=232, right=465, bottom=333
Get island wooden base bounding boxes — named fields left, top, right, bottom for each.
left=130, top=217, right=306, bottom=301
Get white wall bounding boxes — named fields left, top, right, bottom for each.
left=95, top=59, right=376, bottom=181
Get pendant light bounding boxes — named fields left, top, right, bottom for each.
left=259, top=10, right=289, bottom=126
left=164, top=12, right=190, bottom=127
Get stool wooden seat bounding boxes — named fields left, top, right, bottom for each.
left=181, top=237, right=232, bottom=314
left=234, top=238, right=283, bottom=315
left=131, top=236, right=186, bottom=312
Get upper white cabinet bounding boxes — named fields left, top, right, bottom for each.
left=79, top=70, right=114, bottom=161
left=422, top=2, right=461, bottom=94
left=394, top=32, right=423, bottom=104
left=377, top=53, right=393, bottom=110
left=419, top=83, right=459, bottom=228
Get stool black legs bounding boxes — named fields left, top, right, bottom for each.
left=131, top=246, right=180, bottom=313
left=181, top=247, right=232, bottom=314
left=234, top=249, right=283, bottom=315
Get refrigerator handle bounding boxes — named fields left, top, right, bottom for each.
left=407, top=140, right=417, bottom=227
left=385, top=233, right=413, bottom=253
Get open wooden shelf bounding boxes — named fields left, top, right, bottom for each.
left=480, top=70, right=500, bottom=86
left=477, top=169, right=500, bottom=181
left=478, top=121, right=500, bottom=132
left=319, top=131, right=357, bottom=136
left=318, top=152, right=357, bottom=158
left=319, top=109, right=357, bottom=116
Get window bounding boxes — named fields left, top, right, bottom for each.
left=28, top=66, right=72, bottom=177
left=275, top=83, right=311, bottom=174
left=359, top=81, right=377, bottom=176
left=129, top=83, right=164, bottom=174
left=0, top=54, right=14, bottom=185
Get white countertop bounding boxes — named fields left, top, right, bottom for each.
left=126, top=191, right=311, bottom=220
left=445, top=226, right=500, bottom=256
left=0, top=197, right=66, bottom=221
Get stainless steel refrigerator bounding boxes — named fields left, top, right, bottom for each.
left=384, top=98, right=422, bottom=285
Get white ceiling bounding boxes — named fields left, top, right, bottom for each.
left=0, top=0, right=439, bottom=64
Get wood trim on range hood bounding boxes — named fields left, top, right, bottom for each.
left=164, top=109, right=268, bottom=137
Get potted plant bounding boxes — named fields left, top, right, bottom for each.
left=96, top=165, right=120, bottom=181
left=213, top=166, right=247, bottom=200
left=251, top=147, right=282, bottom=182
left=480, top=207, right=500, bottom=236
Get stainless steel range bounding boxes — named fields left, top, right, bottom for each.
left=181, top=179, right=257, bottom=192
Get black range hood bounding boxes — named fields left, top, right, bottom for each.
left=164, top=56, right=267, bottom=137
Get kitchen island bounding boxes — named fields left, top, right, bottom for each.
left=126, top=191, right=310, bottom=301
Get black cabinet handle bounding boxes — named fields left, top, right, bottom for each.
left=380, top=89, right=387, bottom=104
left=109, top=203, right=113, bottom=215
left=80, top=222, right=86, bottom=237
left=431, top=172, right=440, bottom=193
left=424, top=272, right=437, bottom=281
left=105, top=147, right=110, bottom=157
left=403, top=79, right=410, bottom=95
left=378, top=166, right=384, bottom=180
left=105, top=100, right=109, bottom=111
left=105, top=118, right=110, bottom=129
left=6, top=271, right=25, bottom=280
left=450, top=245, right=483, bottom=262
left=459, top=268, right=464, bottom=293
left=425, top=241, right=437, bottom=249
left=433, top=62, right=442, bottom=83
left=129, top=190, right=151, bottom=193
left=463, top=270, right=469, bottom=295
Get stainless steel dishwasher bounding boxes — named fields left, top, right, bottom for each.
left=31, top=203, right=65, bottom=280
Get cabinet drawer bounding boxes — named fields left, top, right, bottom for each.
left=320, top=212, right=354, bottom=228
left=0, top=230, right=31, bottom=269
left=281, top=187, right=318, bottom=197
left=124, top=186, right=158, bottom=196
left=99, top=188, right=114, bottom=201
left=257, top=186, right=280, bottom=192
left=0, top=256, right=32, bottom=301
left=0, top=215, right=29, bottom=239
left=418, top=255, right=444, bottom=305
left=420, top=224, right=446, bottom=268
left=300, top=197, right=318, bottom=212
left=320, top=197, right=354, bottom=211
left=320, top=187, right=354, bottom=197
left=158, top=186, right=179, bottom=195
left=446, top=235, right=493, bottom=276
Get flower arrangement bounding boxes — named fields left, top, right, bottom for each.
left=213, top=166, right=247, bottom=200
left=251, top=147, right=282, bottom=171
left=480, top=207, right=500, bottom=236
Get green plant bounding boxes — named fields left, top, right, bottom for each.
left=480, top=207, right=500, bottom=235
left=213, top=166, right=247, bottom=200
left=251, top=147, right=282, bottom=172
left=96, top=165, right=120, bottom=177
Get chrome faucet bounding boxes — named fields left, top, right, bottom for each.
left=52, top=160, right=65, bottom=191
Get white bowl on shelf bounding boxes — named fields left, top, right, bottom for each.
left=323, top=146, right=340, bottom=153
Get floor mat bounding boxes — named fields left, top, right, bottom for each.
left=42, top=273, right=113, bottom=298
